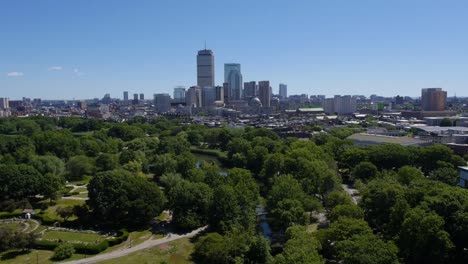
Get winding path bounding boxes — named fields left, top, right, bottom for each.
left=60, top=226, right=207, bottom=264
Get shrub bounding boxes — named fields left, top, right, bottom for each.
left=52, top=243, right=75, bottom=260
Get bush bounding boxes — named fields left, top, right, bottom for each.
left=108, top=229, right=129, bottom=246
left=52, top=243, right=75, bottom=260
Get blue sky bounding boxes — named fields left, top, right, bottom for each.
left=1, top=0, right=467, bottom=99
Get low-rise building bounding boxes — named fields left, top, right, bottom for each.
left=459, top=166, right=468, bottom=188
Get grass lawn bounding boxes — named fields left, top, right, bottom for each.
left=307, top=223, right=319, bottom=233
left=0, top=249, right=87, bottom=264
left=72, top=192, right=89, bottom=199
left=74, top=187, right=88, bottom=193
left=70, top=175, right=92, bottom=185
left=101, top=230, right=163, bottom=254
left=40, top=199, right=86, bottom=221
left=41, top=230, right=104, bottom=243
left=96, top=237, right=194, bottom=264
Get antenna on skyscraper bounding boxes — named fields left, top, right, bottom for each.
left=204, top=40, right=207, bottom=50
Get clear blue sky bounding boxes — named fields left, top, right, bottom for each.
left=1, top=0, right=467, bottom=100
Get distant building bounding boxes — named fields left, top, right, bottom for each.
left=225, top=63, right=243, bottom=100
left=279, top=83, right=287, bottom=99
left=223, top=82, right=229, bottom=103
left=123, top=91, right=129, bottom=102
left=421, top=88, right=447, bottom=111
left=186, top=86, right=202, bottom=108
left=202, top=86, right=217, bottom=107
left=173, top=86, right=186, bottom=103
left=244, top=81, right=256, bottom=100
left=323, top=95, right=356, bottom=115
left=258, top=81, right=271, bottom=107
left=215, top=86, right=224, bottom=102
left=197, top=49, right=215, bottom=87
left=139, top=93, right=145, bottom=101
left=0, top=97, right=9, bottom=109
left=133, top=93, right=139, bottom=105
left=459, top=166, right=468, bottom=188
left=154, top=93, right=171, bottom=112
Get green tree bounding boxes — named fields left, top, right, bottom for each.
left=396, top=166, right=424, bottom=185
left=439, top=118, right=452, bottom=127
left=274, top=226, right=324, bottom=264
left=87, top=170, right=166, bottom=226
left=95, top=153, right=119, bottom=172
left=52, top=243, right=75, bottom=260
left=29, top=155, right=65, bottom=177
left=66, top=155, right=95, bottom=181
left=329, top=204, right=364, bottom=222
left=399, top=208, right=454, bottom=264
left=351, top=162, right=378, bottom=182
left=335, top=234, right=399, bottom=264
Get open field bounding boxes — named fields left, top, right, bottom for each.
left=96, top=237, right=194, bottom=264
left=41, top=230, right=105, bottom=243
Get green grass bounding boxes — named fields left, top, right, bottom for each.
left=73, top=192, right=89, bottom=198
left=40, top=199, right=86, bottom=221
left=70, top=175, right=92, bottom=185
left=0, top=249, right=87, bottom=264
left=41, top=230, right=104, bottom=243
left=74, top=187, right=88, bottom=193
left=96, top=237, right=194, bottom=264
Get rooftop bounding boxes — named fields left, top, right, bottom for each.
left=348, top=133, right=428, bottom=146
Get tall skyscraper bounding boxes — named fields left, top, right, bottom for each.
left=279, top=83, right=287, bottom=99
left=173, top=86, right=186, bottom=103
left=197, top=49, right=215, bottom=87
left=154, top=93, right=171, bottom=112
left=123, top=91, right=129, bottom=101
left=224, top=63, right=243, bottom=100
left=133, top=93, right=139, bottom=105
left=243, top=81, right=256, bottom=100
left=139, top=93, right=145, bottom=101
left=223, top=83, right=229, bottom=103
left=258, top=81, right=271, bottom=107
left=421, top=88, right=447, bottom=111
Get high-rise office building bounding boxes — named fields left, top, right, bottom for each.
left=223, top=83, right=229, bottom=103
left=123, top=91, right=129, bottom=101
left=421, top=88, right=447, bottom=111
left=323, top=95, right=356, bottom=114
left=279, top=83, right=287, bottom=99
left=0, top=98, right=9, bottom=109
left=133, top=93, right=139, bottom=105
left=258, top=81, right=271, bottom=107
left=202, top=87, right=217, bottom=107
left=243, top=81, right=256, bottom=100
left=197, top=49, right=215, bottom=87
left=154, top=93, right=171, bottom=112
left=139, top=93, right=144, bottom=101
left=224, top=63, right=243, bottom=100
left=186, top=86, right=202, bottom=108
left=173, top=86, right=186, bottom=103
left=215, top=86, right=224, bottom=102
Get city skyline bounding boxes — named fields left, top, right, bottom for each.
left=1, top=0, right=468, bottom=99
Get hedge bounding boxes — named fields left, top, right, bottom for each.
left=34, top=239, right=109, bottom=254
left=33, top=228, right=129, bottom=254
left=108, top=228, right=129, bottom=246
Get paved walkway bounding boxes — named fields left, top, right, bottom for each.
left=61, top=226, right=207, bottom=264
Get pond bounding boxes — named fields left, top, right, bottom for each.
left=256, top=206, right=272, bottom=240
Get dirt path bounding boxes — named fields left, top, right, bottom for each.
left=342, top=184, right=360, bottom=204
left=60, top=226, right=207, bottom=264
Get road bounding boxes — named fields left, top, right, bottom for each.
left=60, top=226, right=207, bottom=264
